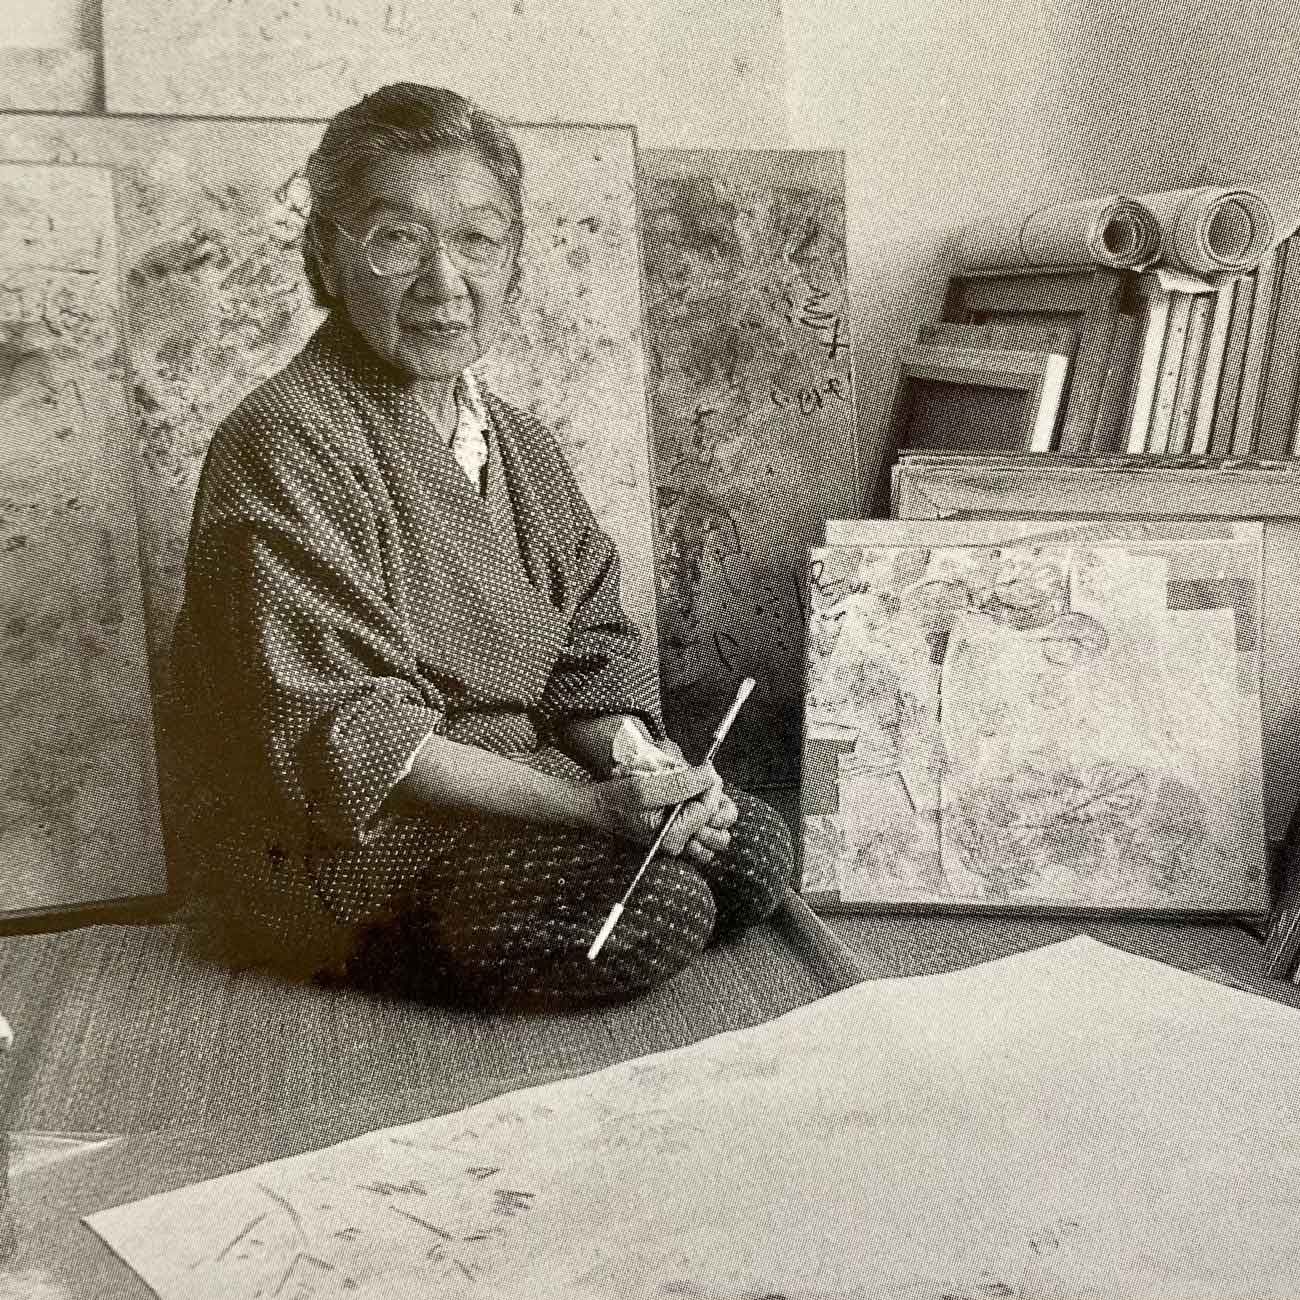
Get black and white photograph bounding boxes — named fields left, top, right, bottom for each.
left=2, top=2, right=1300, bottom=1296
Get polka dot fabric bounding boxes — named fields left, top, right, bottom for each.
left=168, top=313, right=792, bottom=1005
left=330, top=773, right=795, bottom=1009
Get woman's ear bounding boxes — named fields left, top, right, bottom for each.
left=308, top=219, right=340, bottom=300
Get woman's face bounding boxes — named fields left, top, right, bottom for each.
left=321, top=148, right=518, bottom=384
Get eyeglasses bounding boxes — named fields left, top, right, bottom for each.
left=330, top=215, right=516, bottom=277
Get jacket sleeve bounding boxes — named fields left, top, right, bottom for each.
left=533, top=444, right=666, bottom=741
left=186, top=408, right=444, bottom=846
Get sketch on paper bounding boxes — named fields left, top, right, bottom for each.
left=642, top=149, right=856, bottom=784
left=800, top=537, right=1268, bottom=913
left=88, top=938, right=1300, bottom=1299
left=0, top=163, right=165, bottom=913
left=0, top=115, right=660, bottom=681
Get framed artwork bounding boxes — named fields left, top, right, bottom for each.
left=942, top=264, right=1128, bottom=454
left=799, top=525, right=1267, bottom=916
left=892, top=452, right=1300, bottom=845
left=0, top=111, right=661, bottom=902
left=891, top=343, right=1069, bottom=454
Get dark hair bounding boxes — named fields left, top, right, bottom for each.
left=303, top=83, right=524, bottom=308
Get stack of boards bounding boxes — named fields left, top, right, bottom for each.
left=915, top=238, right=1300, bottom=458
left=1118, top=240, right=1300, bottom=456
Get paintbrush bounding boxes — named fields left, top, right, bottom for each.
left=588, top=677, right=756, bottom=961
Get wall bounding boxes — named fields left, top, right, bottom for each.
left=0, top=0, right=99, bottom=46
left=783, top=0, right=1204, bottom=507
left=1190, top=1, right=1300, bottom=182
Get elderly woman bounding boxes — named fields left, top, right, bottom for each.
left=169, top=83, right=795, bottom=1008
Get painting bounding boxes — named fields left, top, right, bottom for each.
left=642, top=148, right=857, bottom=785
left=799, top=531, right=1267, bottom=914
left=0, top=114, right=660, bottom=696
left=100, top=0, right=788, bottom=147
left=0, top=163, right=166, bottom=914
left=87, top=937, right=1300, bottom=1299
left=892, top=453, right=1300, bottom=843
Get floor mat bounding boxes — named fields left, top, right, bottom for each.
left=823, top=909, right=1285, bottom=992
left=0, top=902, right=837, bottom=1136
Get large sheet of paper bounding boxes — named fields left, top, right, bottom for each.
left=1135, top=185, right=1274, bottom=276
left=0, top=163, right=166, bottom=913
left=88, top=938, right=1300, bottom=1299
left=800, top=534, right=1267, bottom=914
left=641, top=148, right=856, bottom=784
left=100, top=0, right=788, bottom=148
left=0, top=114, right=660, bottom=689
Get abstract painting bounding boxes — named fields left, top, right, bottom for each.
left=89, top=938, right=1300, bottom=1299
left=0, top=163, right=166, bottom=913
left=100, top=0, right=788, bottom=148
left=891, top=453, right=1300, bottom=843
left=800, top=531, right=1267, bottom=914
left=0, top=114, right=660, bottom=690
left=642, top=148, right=857, bottom=784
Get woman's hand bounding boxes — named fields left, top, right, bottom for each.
left=590, top=762, right=733, bottom=864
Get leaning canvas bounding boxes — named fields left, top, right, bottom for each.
left=800, top=530, right=1268, bottom=915
left=0, top=163, right=166, bottom=913
left=0, top=113, right=660, bottom=688
left=641, top=148, right=856, bottom=787
left=890, top=453, right=1300, bottom=842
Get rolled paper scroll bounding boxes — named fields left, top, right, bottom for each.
left=1136, top=185, right=1275, bottom=276
left=957, top=196, right=1161, bottom=271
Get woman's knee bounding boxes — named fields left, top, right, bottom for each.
left=708, top=788, right=796, bottom=928
left=602, top=857, right=717, bottom=986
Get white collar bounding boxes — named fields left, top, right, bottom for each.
left=454, top=368, right=488, bottom=433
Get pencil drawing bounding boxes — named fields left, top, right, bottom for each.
left=87, top=940, right=1300, bottom=1299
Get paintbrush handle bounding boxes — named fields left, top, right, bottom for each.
left=588, top=678, right=756, bottom=961
left=707, top=675, right=755, bottom=755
